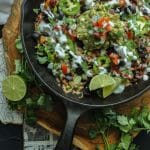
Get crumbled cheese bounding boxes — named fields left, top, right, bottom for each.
left=127, top=52, right=134, bottom=57
left=99, top=67, right=107, bottom=74
left=39, top=21, right=52, bottom=33
left=116, top=46, right=128, bottom=58
left=55, top=43, right=65, bottom=58
left=58, top=31, right=67, bottom=44
left=143, top=74, right=149, bottom=81
left=143, top=5, right=150, bottom=14
left=128, top=20, right=137, bottom=31
left=51, top=38, right=56, bottom=43
left=87, top=70, right=93, bottom=77
left=85, top=0, right=95, bottom=8
left=69, top=51, right=83, bottom=65
left=114, top=84, right=125, bottom=94
left=40, top=3, right=54, bottom=19
left=70, top=24, right=77, bottom=30
left=109, top=21, right=115, bottom=27
left=125, top=61, right=132, bottom=68
left=106, top=0, right=118, bottom=6
left=48, top=63, right=53, bottom=69
left=74, top=56, right=83, bottom=65
left=65, top=45, right=70, bottom=50
left=124, top=0, right=132, bottom=6
left=146, top=67, right=150, bottom=72
left=133, top=55, right=137, bottom=60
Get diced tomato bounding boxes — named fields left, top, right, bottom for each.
left=109, top=53, right=120, bottom=65
left=44, top=0, right=57, bottom=9
left=106, top=24, right=112, bottom=32
left=119, top=0, right=126, bottom=7
left=127, top=31, right=134, bottom=39
left=95, top=17, right=110, bottom=28
left=68, top=30, right=77, bottom=41
left=94, top=17, right=112, bottom=34
left=61, top=64, right=68, bottom=74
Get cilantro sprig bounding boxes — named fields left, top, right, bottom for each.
left=88, top=108, right=150, bottom=150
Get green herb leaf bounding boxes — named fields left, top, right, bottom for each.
left=117, top=134, right=132, bottom=150
left=117, top=115, right=129, bottom=126
left=15, top=38, right=23, bottom=53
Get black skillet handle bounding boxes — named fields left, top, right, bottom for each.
left=55, top=101, right=89, bottom=150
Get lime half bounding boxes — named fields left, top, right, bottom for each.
left=89, top=74, right=116, bottom=91
left=2, top=75, right=27, bottom=101
left=103, top=78, right=122, bottom=98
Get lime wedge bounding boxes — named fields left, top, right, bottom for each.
left=89, top=74, right=116, bottom=91
left=2, top=75, right=27, bottom=101
left=103, top=78, right=122, bottom=98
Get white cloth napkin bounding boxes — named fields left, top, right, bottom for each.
left=0, top=39, right=22, bottom=124
left=0, top=0, right=14, bottom=24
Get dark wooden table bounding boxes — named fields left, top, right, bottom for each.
left=0, top=123, right=23, bottom=150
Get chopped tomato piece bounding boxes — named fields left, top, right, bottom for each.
left=106, top=24, right=112, bottom=32
left=95, top=17, right=110, bottom=28
left=119, top=0, right=126, bottom=7
left=109, top=53, right=120, bottom=65
left=61, top=64, right=68, bottom=74
left=94, top=17, right=113, bottom=34
left=44, top=0, right=57, bottom=9
left=127, top=31, right=134, bottom=39
left=68, top=30, right=77, bottom=41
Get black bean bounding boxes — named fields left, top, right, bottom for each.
left=137, top=45, right=145, bottom=53
left=57, top=9, right=64, bottom=20
left=106, top=46, right=117, bottom=55
left=119, top=60, right=125, bottom=66
left=143, top=9, right=148, bottom=15
left=83, top=85, right=91, bottom=96
left=80, top=5, right=87, bottom=13
left=76, top=39, right=84, bottom=48
left=43, top=14, right=49, bottom=23
left=124, top=6, right=136, bottom=14
left=131, top=60, right=137, bottom=66
left=128, top=5, right=136, bottom=14
left=124, top=6, right=131, bottom=14
left=76, top=66, right=84, bottom=75
left=41, top=31, right=49, bottom=36
left=32, top=32, right=41, bottom=40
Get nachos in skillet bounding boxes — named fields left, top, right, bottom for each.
left=32, top=0, right=150, bottom=98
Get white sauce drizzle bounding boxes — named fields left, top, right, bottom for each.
left=38, top=21, right=52, bottom=34
left=116, top=46, right=128, bottom=58
left=69, top=51, right=83, bottom=66
left=85, top=0, right=95, bottom=8
left=40, top=3, right=54, bottom=19
left=55, top=43, right=65, bottom=58
left=113, top=84, right=125, bottom=94
left=143, top=74, right=149, bottom=81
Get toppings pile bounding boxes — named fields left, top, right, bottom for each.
left=33, top=0, right=150, bottom=98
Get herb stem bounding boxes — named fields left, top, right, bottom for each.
left=101, top=132, right=110, bottom=150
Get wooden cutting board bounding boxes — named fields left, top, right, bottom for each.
left=2, top=0, right=150, bottom=149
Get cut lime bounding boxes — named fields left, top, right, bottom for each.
left=2, top=75, right=27, bottom=101
left=103, top=78, right=122, bottom=98
left=89, top=74, right=116, bottom=91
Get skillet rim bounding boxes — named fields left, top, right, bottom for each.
left=21, top=0, right=150, bottom=108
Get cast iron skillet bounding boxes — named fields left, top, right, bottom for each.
left=21, top=0, right=150, bottom=149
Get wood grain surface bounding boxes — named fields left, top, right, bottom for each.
left=2, top=0, right=150, bottom=149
